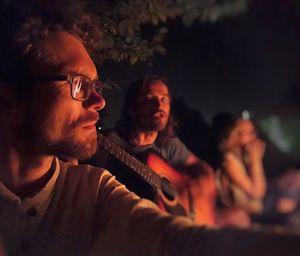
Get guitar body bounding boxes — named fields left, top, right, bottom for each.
left=146, top=153, right=216, bottom=226
left=96, top=134, right=216, bottom=226
left=144, top=153, right=190, bottom=217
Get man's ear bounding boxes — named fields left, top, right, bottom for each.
left=128, top=106, right=134, bottom=118
left=128, top=106, right=138, bottom=124
left=0, top=82, right=23, bottom=137
left=0, top=81, right=20, bottom=119
left=0, top=82, right=19, bottom=115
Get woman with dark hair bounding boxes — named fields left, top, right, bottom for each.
left=212, top=112, right=267, bottom=227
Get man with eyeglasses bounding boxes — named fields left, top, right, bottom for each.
left=0, top=2, right=205, bottom=255
left=0, top=1, right=299, bottom=256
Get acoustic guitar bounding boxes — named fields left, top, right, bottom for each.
left=97, top=133, right=216, bottom=226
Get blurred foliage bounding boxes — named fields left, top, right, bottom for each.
left=261, top=116, right=300, bottom=160
left=81, top=0, right=249, bottom=64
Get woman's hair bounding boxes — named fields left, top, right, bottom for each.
left=210, top=111, right=255, bottom=168
left=116, top=75, right=176, bottom=146
left=211, top=112, right=237, bottom=150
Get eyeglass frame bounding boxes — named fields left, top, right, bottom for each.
left=29, top=74, right=104, bottom=101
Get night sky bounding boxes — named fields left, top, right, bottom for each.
left=100, top=0, right=300, bottom=172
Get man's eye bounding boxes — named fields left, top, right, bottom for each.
left=161, top=97, right=169, bottom=103
left=73, top=79, right=83, bottom=93
left=140, top=96, right=153, bottom=102
left=95, top=85, right=103, bottom=94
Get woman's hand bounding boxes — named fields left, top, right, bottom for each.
left=244, top=139, right=266, bottom=163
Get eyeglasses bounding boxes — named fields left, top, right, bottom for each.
left=31, top=74, right=104, bottom=101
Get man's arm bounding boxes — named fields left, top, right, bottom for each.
left=185, top=153, right=215, bottom=178
left=184, top=153, right=217, bottom=226
left=89, top=168, right=300, bottom=256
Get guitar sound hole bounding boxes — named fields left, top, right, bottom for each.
left=161, top=177, right=177, bottom=201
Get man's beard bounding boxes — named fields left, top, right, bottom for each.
left=49, top=131, right=98, bottom=161
left=152, top=120, right=167, bottom=131
left=18, top=118, right=98, bottom=161
left=142, top=117, right=168, bottom=132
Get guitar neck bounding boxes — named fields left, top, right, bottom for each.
left=98, top=134, right=162, bottom=190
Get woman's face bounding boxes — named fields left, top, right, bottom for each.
left=226, top=119, right=257, bottom=150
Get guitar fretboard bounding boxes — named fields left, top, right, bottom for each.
left=98, top=134, right=162, bottom=190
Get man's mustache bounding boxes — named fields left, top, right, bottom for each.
left=70, top=112, right=99, bottom=128
left=153, top=110, right=167, bottom=116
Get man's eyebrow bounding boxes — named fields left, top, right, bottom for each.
left=86, top=73, right=99, bottom=81
left=72, top=72, right=99, bottom=80
left=158, top=93, right=170, bottom=97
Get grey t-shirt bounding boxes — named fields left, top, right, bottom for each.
left=104, top=130, right=192, bottom=169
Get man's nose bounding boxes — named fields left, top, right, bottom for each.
left=153, top=97, right=162, bottom=108
left=83, top=88, right=106, bottom=111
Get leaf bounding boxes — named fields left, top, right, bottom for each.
left=125, top=36, right=132, bottom=43
left=103, top=35, right=115, bottom=48
left=110, top=50, right=120, bottom=61
left=128, top=25, right=134, bottom=35
left=152, top=45, right=166, bottom=54
left=130, top=56, right=138, bottom=64
left=89, top=0, right=249, bottom=64
left=157, top=12, right=167, bottom=22
left=158, top=27, right=168, bottom=34
left=151, top=16, right=159, bottom=25
left=118, top=20, right=129, bottom=36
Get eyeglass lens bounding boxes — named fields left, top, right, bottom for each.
left=71, top=76, right=103, bottom=101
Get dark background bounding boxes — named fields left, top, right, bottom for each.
left=100, top=0, right=300, bottom=177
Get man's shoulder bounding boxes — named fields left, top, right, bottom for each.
left=168, top=135, right=183, bottom=143
left=100, top=128, right=130, bottom=150
left=102, top=129, right=124, bottom=142
left=158, top=135, right=185, bottom=148
left=59, top=160, right=112, bottom=189
left=102, top=128, right=118, bottom=137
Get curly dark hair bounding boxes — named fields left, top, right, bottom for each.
left=116, top=75, right=176, bottom=146
left=0, top=0, right=101, bottom=86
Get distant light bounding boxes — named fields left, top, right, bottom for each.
left=242, top=110, right=250, bottom=120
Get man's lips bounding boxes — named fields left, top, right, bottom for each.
left=153, top=111, right=166, bottom=119
left=81, top=120, right=98, bottom=129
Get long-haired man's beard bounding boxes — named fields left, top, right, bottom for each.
left=153, top=120, right=167, bottom=131
left=141, top=118, right=167, bottom=132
